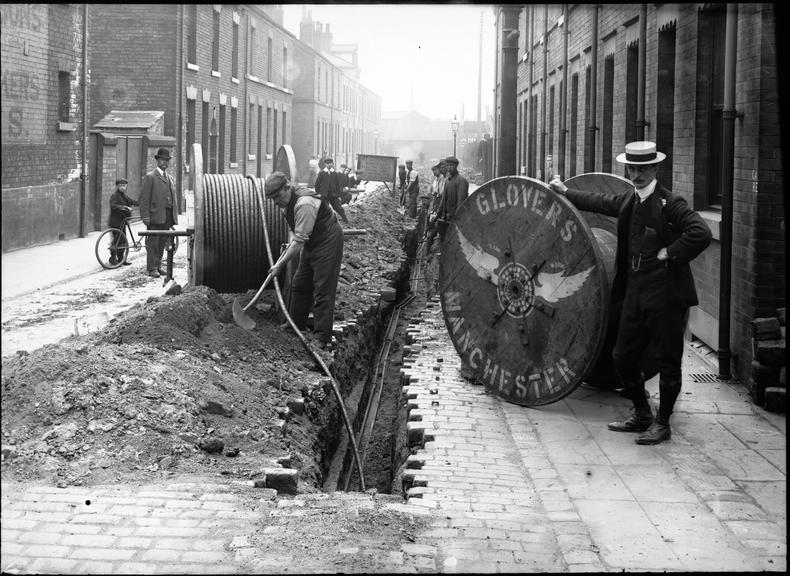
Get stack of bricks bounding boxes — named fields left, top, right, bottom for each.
left=749, top=307, right=786, bottom=413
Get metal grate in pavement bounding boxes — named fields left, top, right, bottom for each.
left=691, top=372, right=729, bottom=383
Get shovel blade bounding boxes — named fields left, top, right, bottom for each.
left=232, top=297, right=256, bottom=330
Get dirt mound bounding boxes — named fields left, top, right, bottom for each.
left=1, top=185, right=413, bottom=491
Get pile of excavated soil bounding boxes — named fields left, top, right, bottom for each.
left=0, top=185, right=414, bottom=491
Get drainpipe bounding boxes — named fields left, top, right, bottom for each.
left=636, top=4, right=647, bottom=140
left=527, top=5, right=534, bottom=176
left=558, top=4, right=569, bottom=179
left=496, top=5, right=520, bottom=177
left=587, top=4, right=599, bottom=171
left=244, top=10, right=250, bottom=174
left=718, top=4, right=738, bottom=380
left=176, top=4, right=183, bottom=208
left=540, top=4, right=548, bottom=180
left=79, top=3, right=89, bottom=237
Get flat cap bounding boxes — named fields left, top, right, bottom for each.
left=264, top=171, right=288, bottom=196
left=444, top=156, right=459, bottom=165
left=115, top=177, right=128, bottom=185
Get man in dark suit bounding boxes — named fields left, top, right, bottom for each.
left=314, top=157, right=348, bottom=223
left=107, top=177, right=138, bottom=265
left=550, top=141, right=712, bottom=445
left=139, top=147, right=178, bottom=278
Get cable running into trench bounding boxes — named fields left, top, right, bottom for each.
left=246, top=176, right=366, bottom=492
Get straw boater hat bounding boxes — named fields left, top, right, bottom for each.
left=616, top=141, right=666, bottom=165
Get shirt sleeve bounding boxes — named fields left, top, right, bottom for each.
left=292, top=195, right=322, bottom=243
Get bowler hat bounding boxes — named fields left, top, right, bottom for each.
left=115, top=178, right=128, bottom=185
left=616, top=141, right=666, bottom=165
left=323, top=157, right=334, bottom=164
left=444, top=156, right=459, bottom=165
left=155, top=148, right=172, bottom=160
left=264, top=171, right=288, bottom=196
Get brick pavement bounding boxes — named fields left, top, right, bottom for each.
left=400, top=296, right=786, bottom=572
left=2, top=295, right=786, bottom=573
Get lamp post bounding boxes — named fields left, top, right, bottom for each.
left=451, top=115, right=459, bottom=157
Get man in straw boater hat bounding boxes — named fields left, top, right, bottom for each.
left=263, top=171, right=344, bottom=350
left=549, top=142, right=712, bottom=445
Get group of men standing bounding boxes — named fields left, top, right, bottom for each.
left=314, top=158, right=366, bottom=224
left=424, top=155, right=469, bottom=255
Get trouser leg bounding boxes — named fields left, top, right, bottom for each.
left=654, top=305, right=688, bottom=423
left=289, top=257, right=314, bottom=331
left=309, top=229, right=344, bottom=343
left=145, top=223, right=167, bottom=272
left=436, top=221, right=449, bottom=246
left=613, top=286, right=653, bottom=409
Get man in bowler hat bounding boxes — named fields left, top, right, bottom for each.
left=550, top=142, right=712, bottom=444
left=139, top=147, right=178, bottom=278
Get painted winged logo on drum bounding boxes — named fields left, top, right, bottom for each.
left=457, top=227, right=593, bottom=302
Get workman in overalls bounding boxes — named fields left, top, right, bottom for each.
left=263, top=171, right=343, bottom=350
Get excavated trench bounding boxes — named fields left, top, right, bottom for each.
left=320, top=226, right=429, bottom=495
left=0, top=182, right=442, bottom=497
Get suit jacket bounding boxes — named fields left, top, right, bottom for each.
left=139, top=169, right=178, bottom=226
left=565, top=181, right=711, bottom=307
left=107, top=189, right=138, bottom=228
left=315, top=169, right=340, bottom=200
left=438, top=172, right=469, bottom=223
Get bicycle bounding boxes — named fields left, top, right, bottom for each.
left=95, top=217, right=178, bottom=270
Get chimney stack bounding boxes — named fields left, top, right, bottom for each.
left=324, top=23, right=333, bottom=52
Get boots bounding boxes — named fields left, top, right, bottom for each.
left=636, top=416, right=671, bottom=444
left=634, top=378, right=680, bottom=445
left=608, top=381, right=653, bottom=432
left=607, top=405, right=654, bottom=432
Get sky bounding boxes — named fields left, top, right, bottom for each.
left=282, top=3, right=496, bottom=122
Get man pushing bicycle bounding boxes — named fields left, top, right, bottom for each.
left=107, top=178, right=138, bottom=266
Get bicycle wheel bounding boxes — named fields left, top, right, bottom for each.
left=95, top=228, right=129, bottom=269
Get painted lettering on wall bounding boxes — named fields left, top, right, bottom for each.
left=474, top=180, right=577, bottom=242
left=0, top=3, right=48, bottom=144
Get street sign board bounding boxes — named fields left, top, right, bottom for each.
left=356, top=154, right=398, bottom=185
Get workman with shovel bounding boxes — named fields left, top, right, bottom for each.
left=263, top=171, right=343, bottom=350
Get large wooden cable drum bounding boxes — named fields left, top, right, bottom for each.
left=194, top=145, right=296, bottom=293
left=439, top=176, right=611, bottom=406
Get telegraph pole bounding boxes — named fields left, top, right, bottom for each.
left=477, top=11, right=483, bottom=139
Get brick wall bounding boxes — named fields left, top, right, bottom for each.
left=1, top=4, right=88, bottom=249
left=509, top=4, right=785, bottom=388
left=729, top=3, right=786, bottom=383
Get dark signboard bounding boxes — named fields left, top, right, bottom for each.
left=356, top=154, right=398, bottom=185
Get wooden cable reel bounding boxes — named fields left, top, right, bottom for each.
left=438, top=176, right=611, bottom=406
left=190, top=144, right=296, bottom=293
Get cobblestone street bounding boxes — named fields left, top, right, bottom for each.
left=2, top=294, right=785, bottom=573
